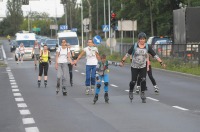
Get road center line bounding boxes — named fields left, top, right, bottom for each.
left=81, top=73, right=85, bottom=75
left=75, top=70, right=79, bottom=72
left=11, top=85, right=18, bottom=88
left=172, top=106, right=189, bottom=111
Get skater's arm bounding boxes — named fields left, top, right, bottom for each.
left=67, top=52, right=74, bottom=65
left=75, top=50, right=85, bottom=63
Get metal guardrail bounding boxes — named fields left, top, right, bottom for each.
left=119, top=44, right=200, bottom=65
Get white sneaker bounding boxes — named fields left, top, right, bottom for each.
left=90, top=85, right=95, bottom=95
left=85, top=87, right=90, bottom=95
left=154, top=85, right=159, bottom=94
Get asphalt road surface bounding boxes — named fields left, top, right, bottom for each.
left=1, top=40, right=200, bottom=132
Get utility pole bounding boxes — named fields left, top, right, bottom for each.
left=96, top=0, right=99, bottom=35
left=150, top=0, right=154, bottom=36
left=87, top=0, right=92, bottom=39
left=81, top=0, right=84, bottom=49
left=104, top=0, right=107, bottom=39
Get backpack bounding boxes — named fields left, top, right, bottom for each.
left=132, top=42, right=149, bottom=57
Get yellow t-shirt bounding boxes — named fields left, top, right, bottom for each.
left=41, top=51, right=49, bottom=62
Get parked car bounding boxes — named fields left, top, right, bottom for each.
left=147, top=36, right=172, bottom=45
left=153, top=38, right=173, bottom=57
left=45, top=39, right=57, bottom=51
left=10, top=40, right=18, bottom=52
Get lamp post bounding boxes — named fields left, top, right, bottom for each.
left=81, top=0, right=83, bottom=49
left=104, top=0, right=107, bottom=39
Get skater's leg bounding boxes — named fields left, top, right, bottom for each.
left=129, top=68, right=140, bottom=101
left=68, top=64, right=73, bottom=86
left=44, top=62, right=49, bottom=87
left=62, top=63, right=68, bottom=88
left=136, top=74, right=141, bottom=94
left=85, top=65, right=91, bottom=86
left=148, top=65, right=156, bottom=86
left=103, top=74, right=109, bottom=93
left=139, top=67, right=147, bottom=103
left=90, top=65, right=96, bottom=94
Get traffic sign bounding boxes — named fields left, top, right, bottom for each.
left=32, top=28, right=41, bottom=32
left=102, top=25, right=109, bottom=32
left=71, top=28, right=77, bottom=32
left=84, top=25, right=89, bottom=32
left=59, top=25, right=68, bottom=30
left=93, top=35, right=102, bottom=45
left=83, top=18, right=90, bottom=25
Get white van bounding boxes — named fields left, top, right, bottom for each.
left=15, top=32, right=36, bottom=60
left=57, top=30, right=80, bottom=57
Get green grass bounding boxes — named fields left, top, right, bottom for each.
left=98, top=45, right=200, bottom=76
left=0, top=61, right=6, bottom=67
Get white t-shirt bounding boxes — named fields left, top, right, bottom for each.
left=84, top=46, right=98, bottom=65
left=57, top=47, right=70, bottom=63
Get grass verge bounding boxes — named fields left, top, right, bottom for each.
left=98, top=45, right=200, bottom=76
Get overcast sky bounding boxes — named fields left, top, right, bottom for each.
left=0, top=0, right=65, bottom=18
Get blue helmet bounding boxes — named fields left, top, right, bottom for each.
left=138, top=32, right=147, bottom=39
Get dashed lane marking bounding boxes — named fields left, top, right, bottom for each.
left=125, top=90, right=135, bottom=93
left=173, top=106, right=189, bottom=111
left=75, top=70, right=79, bottom=72
left=10, top=80, right=16, bottom=82
left=11, top=85, right=18, bottom=88
left=17, top=103, right=28, bottom=108
left=19, top=110, right=31, bottom=115
left=11, top=82, right=17, bottom=85
left=12, top=89, right=19, bottom=92
left=22, top=118, right=35, bottom=125
left=81, top=73, right=85, bottom=75
left=25, top=127, right=40, bottom=132
left=13, top=93, right=22, bottom=96
left=15, top=98, right=24, bottom=102
left=147, top=97, right=159, bottom=102
left=110, top=84, right=118, bottom=87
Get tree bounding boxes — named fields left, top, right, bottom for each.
left=6, top=0, right=23, bottom=35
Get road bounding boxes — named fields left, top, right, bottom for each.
left=1, top=40, right=200, bottom=132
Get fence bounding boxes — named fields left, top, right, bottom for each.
left=119, top=44, right=200, bottom=65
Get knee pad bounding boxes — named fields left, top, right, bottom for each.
left=104, top=82, right=109, bottom=86
left=97, top=84, right=101, bottom=89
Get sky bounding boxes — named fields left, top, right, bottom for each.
left=0, top=0, right=65, bottom=18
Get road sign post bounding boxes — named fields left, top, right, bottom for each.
left=93, top=35, right=102, bottom=45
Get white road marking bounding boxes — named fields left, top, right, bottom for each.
left=11, top=85, right=18, bottom=88
left=147, top=97, right=159, bottom=102
left=2, top=45, right=7, bottom=59
left=13, top=93, right=22, bottom=96
left=25, top=127, right=40, bottom=132
left=125, top=90, right=135, bottom=93
left=6, top=70, right=11, bottom=72
left=12, top=89, right=19, bottom=92
left=81, top=73, right=85, bottom=75
left=110, top=84, right=118, bottom=87
left=22, top=118, right=35, bottom=125
left=10, top=80, right=15, bottom=82
left=9, top=77, right=14, bottom=79
left=7, top=58, right=14, bottom=60
left=75, top=70, right=79, bottom=72
left=11, top=82, right=17, bottom=85
left=15, top=98, right=24, bottom=102
left=17, top=103, right=28, bottom=108
left=173, top=106, right=189, bottom=111
left=19, top=110, right=31, bottom=115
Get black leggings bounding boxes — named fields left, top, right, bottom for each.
left=137, top=65, right=156, bottom=86
left=130, top=67, right=147, bottom=92
left=39, top=62, right=49, bottom=76
left=68, top=63, right=73, bottom=80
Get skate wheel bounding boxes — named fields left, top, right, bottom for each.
left=63, top=92, right=67, bottom=96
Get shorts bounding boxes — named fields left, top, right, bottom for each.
left=34, top=54, right=40, bottom=60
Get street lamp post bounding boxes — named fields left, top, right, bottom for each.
left=81, top=0, right=84, bottom=49
left=104, top=0, right=107, bottom=39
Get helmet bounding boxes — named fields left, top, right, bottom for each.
left=138, top=32, right=147, bottom=39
